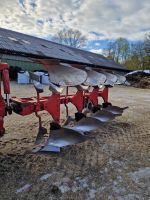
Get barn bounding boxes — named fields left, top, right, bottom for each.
left=0, top=27, right=127, bottom=77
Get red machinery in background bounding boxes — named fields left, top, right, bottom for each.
left=0, top=61, right=128, bottom=152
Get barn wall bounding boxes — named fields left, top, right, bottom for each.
left=1, top=58, right=43, bottom=71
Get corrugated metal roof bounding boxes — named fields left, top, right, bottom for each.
left=0, top=28, right=126, bottom=71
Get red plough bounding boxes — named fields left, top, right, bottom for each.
left=0, top=61, right=128, bottom=152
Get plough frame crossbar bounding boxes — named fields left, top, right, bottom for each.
left=11, top=87, right=109, bottom=123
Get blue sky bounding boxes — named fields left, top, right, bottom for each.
left=0, top=0, right=149, bottom=54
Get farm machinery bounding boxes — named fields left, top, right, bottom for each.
left=0, top=60, right=128, bottom=152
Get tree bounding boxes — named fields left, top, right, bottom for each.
left=104, top=33, right=150, bottom=70
left=128, top=32, right=150, bottom=70
left=103, top=41, right=115, bottom=60
left=143, top=32, right=150, bottom=68
left=104, top=38, right=130, bottom=64
left=53, top=28, right=87, bottom=48
left=130, top=41, right=145, bottom=69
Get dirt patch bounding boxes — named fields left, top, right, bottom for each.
left=127, top=74, right=150, bottom=89
left=0, top=83, right=150, bottom=200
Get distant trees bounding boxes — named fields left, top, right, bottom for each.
left=53, top=28, right=87, bottom=48
left=126, top=33, right=150, bottom=70
left=129, top=41, right=145, bottom=69
left=104, top=38, right=130, bottom=63
left=144, top=33, right=150, bottom=68
left=104, top=33, right=150, bottom=70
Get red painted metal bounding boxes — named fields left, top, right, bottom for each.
left=88, top=87, right=99, bottom=106
left=11, top=87, right=109, bottom=120
left=0, top=63, right=9, bottom=136
left=44, top=94, right=60, bottom=123
left=98, top=87, right=109, bottom=103
left=0, top=94, right=5, bottom=137
left=0, top=63, right=9, bottom=70
left=2, top=69, right=10, bottom=94
left=70, top=90, right=84, bottom=112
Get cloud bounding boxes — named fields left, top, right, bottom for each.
left=95, top=42, right=101, bottom=47
left=0, top=0, right=149, bottom=42
left=90, top=49, right=103, bottom=55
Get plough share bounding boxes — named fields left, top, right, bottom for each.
left=0, top=60, right=128, bottom=152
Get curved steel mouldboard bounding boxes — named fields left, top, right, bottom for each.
left=34, top=59, right=87, bottom=86
left=84, top=69, right=106, bottom=86
left=115, top=73, right=126, bottom=84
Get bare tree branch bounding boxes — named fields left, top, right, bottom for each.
left=53, top=28, right=87, bottom=48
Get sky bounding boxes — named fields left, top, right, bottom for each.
left=0, top=0, right=149, bottom=54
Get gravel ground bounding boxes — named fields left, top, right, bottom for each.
left=0, top=82, right=150, bottom=200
